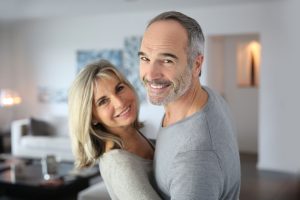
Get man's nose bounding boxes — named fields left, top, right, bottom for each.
left=145, top=61, right=162, bottom=80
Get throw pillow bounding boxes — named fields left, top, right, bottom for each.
left=29, top=118, right=54, bottom=136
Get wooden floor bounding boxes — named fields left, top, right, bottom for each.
left=240, top=153, right=300, bottom=200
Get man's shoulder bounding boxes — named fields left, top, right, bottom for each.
left=157, top=123, right=213, bottom=154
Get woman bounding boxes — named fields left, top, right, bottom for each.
left=68, top=60, right=161, bottom=200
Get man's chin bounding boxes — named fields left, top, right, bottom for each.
left=149, top=100, right=163, bottom=106
left=148, top=96, right=165, bottom=106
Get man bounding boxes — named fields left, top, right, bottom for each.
left=138, top=11, right=241, bottom=200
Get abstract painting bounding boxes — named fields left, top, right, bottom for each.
left=77, top=49, right=123, bottom=74
left=38, top=36, right=146, bottom=104
left=123, top=36, right=146, bottom=102
left=38, top=87, right=68, bottom=103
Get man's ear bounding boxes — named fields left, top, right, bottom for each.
left=193, top=54, right=204, bottom=77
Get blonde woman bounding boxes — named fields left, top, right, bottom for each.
left=68, top=60, right=161, bottom=200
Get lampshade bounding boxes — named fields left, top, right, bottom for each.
left=0, top=89, right=22, bottom=107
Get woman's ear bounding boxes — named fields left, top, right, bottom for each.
left=91, top=118, right=98, bottom=126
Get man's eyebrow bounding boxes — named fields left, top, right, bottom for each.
left=160, top=53, right=178, bottom=60
left=138, top=51, right=146, bottom=56
left=138, top=51, right=178, bottom=60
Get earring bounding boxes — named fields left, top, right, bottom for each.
left=92, top=121, right=98, bottom=125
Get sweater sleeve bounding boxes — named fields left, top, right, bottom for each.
left=100, top=151, right=161, bottom=200
left=168, top=150, right=224, bottom=200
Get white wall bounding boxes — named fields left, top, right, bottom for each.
left=1, top=0, right=300, bottom=173
left=0, top=23, right=14, bottom=131
left=258, top=0, right=300, bottom=173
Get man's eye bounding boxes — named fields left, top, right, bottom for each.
left=140, top=56, right=149, bottom=62
left=163, top=59, right=173, bottom=63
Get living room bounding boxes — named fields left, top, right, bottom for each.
left=1, top=0, right=300, bottom=199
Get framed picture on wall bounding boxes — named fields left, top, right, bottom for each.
left=76, top=36, right=146, bottom=102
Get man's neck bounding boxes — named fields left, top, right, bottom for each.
left=163, top=83, right=208, bottom=127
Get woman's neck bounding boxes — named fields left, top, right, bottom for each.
left=106, top=127, right=154, bottom=160
left=105, top=125, right=137, bottom=151
left=107, top=125, right=136, bottom=139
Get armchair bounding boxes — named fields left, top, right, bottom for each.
left=11, top=118, right=74, bottom=161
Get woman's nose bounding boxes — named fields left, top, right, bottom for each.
left=112, top=95, right=125, bottom=108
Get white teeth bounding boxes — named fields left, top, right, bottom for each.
left=116, top=107, right=130, bottom=117
left=150, top=84, right=164, bottom=89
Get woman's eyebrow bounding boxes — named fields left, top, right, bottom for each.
left=96, top=96, right=106, bottom=105
left=138, top=51, right=146, bottom=57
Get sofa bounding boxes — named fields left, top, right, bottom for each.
left=11, top=117, right=74, bottom=161
left=11, top=117, right=111, bottom=199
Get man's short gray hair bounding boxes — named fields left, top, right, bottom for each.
left=147, top=11, right=205, bottom=69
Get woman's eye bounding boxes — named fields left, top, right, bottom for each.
left=98, top=99, right=108, bottom=106
left=116, top=85, right=125, bottom=93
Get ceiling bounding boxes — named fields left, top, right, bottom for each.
left=0, top=0, right=280, bottom=22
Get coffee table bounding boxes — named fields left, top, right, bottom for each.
left=0, top=155, right=99, bottom=200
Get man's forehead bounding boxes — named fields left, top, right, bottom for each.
left=144, top=20, right=187, bottom=40
left=140, top=39, right=187, bottom=58
left=141, top=23, right=188, bottom=53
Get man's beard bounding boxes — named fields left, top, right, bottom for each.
left=143, top=67, right=192, bottom=106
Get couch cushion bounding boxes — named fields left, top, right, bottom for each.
left=20, top=135, right=71, bottom=151
left=29, top=118, right=54, bottom=136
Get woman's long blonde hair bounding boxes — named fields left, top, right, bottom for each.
left=68, top=60, right=142, bottom=168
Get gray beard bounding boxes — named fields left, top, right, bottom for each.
left=148, top=67, right=192, bottom=106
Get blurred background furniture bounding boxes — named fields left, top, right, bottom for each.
left=0, top=131, right=10, bottom=153
left=0, top=154, right=99, bottom=199
left=10, top=117, right=112, bottom=199
left=11, top=117, right=74, bottom=161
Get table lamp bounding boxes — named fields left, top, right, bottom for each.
left=0, top=89, right=21, bottom=108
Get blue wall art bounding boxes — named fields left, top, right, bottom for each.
left=38, top=87, right=68, bottom=103
left=77, top=49, right=123, bottom=74
left=38, top=36, right=146, bottom=104
left=123, top=36, right=146, bottom=102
